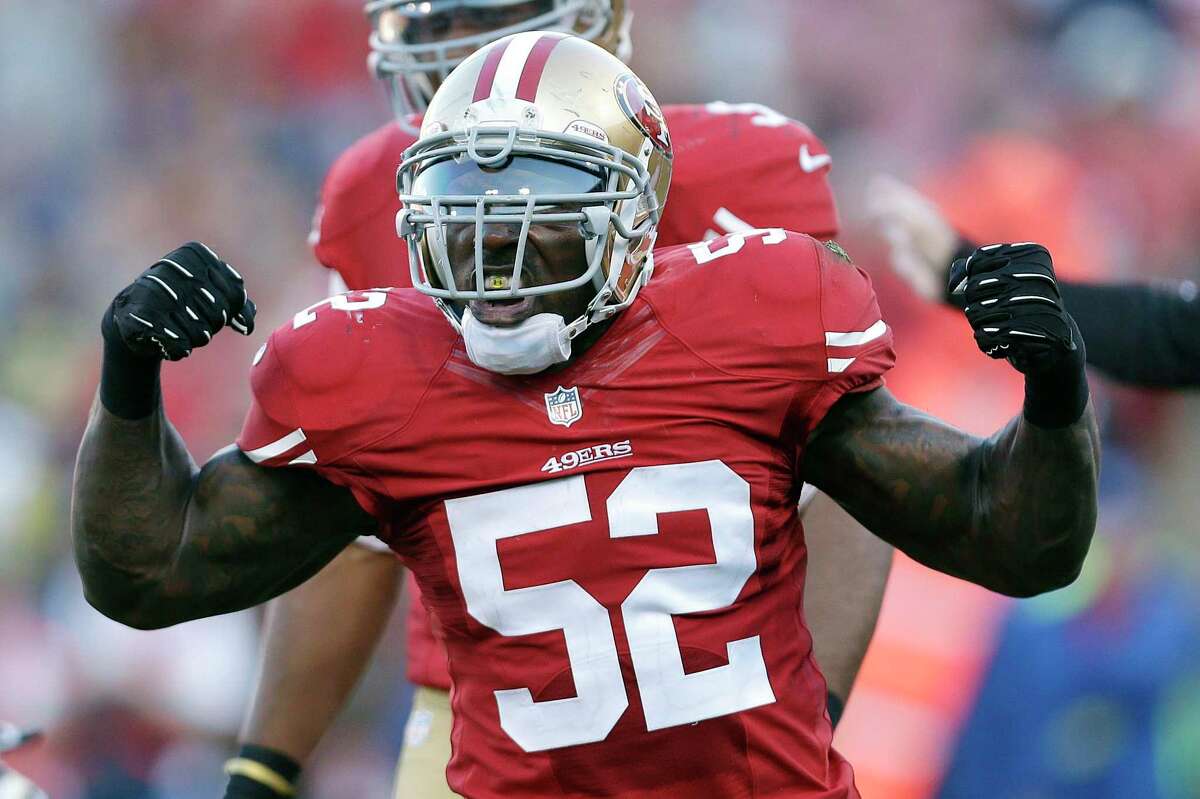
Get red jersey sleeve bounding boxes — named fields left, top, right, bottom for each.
left=658, top=103, right=840, bottom=246
left=646, top=232, right=891, bottom=389
left=236, top=288, right=454, bottom=519
left=801, top=240, right=896, bottom=433
left=309, top=119, right=419, bottom=291
left=238, top=335, right=305, bottom=469
left=237, top=325, right=385, bottom=519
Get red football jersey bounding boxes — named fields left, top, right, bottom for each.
left=310, top=103, right=841, bottom=692
left=240, top=233, right=892, bottom=798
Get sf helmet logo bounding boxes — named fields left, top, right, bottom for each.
left=616, top=74, right=672, bottom=158
left=544, top=386, right=584, bottom=428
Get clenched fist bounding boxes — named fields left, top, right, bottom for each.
left=951, top=242, right=1081, bottom=375
left=103, top=242, right=257, bottom=361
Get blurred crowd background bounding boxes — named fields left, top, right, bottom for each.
left=2, top=1, right=1200, bottom=797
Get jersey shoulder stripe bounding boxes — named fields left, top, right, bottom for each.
left=243, top=428, right=308, bottom=464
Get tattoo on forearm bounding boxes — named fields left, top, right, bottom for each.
left=72, top=395, right=372, bottom=628
left=805, top=388, right=1099, bottom=596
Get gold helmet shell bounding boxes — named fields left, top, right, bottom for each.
left=397, top=32, right=672, bottom=338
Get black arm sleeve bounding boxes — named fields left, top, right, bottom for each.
left=947, top=236, right=1200, bottom=388
left=1058, top=280, right=1200, bottom=388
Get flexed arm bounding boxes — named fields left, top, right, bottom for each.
left=806, top=387, right=1098, bottom=596
left=806, top=244, right=1100, bottom=597
left=71, top=243, right=372, bottom=630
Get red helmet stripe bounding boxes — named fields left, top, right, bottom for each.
left=515, top=34, right=568, bottom=102
left=473, top=38, right=513, bottom=102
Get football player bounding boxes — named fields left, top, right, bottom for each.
left=74, top=35, right=1099, bottom=798
left=233, top=2, right=888, bottom=796
left=870, top=174, right=1200, bottom=387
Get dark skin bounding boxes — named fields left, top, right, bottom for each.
left=73, top=219, right=1099, bottom=628
left=71, top=406, right=375, bottom=629
left=805, top=389, right=1099, bottom=597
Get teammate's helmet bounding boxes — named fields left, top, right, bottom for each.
left=396, top=32, right=672, bottom=339
left=367, top=1, right=631, bottom=122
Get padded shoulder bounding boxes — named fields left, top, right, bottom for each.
left=643, top=231, right=891, bottom=386
left=658, top=103, right=840, bottom=246
left=237, top=289, right=452, bottom=467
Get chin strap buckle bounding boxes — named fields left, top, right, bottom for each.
left=564, top=314, right=593, bottom=340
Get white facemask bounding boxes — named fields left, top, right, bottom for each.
left=461, top=308, right=573, bottom=375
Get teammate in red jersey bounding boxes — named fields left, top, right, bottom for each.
left=74, top=35, right=1099, bottom=798
left=236, top=3, right=880, bottom=795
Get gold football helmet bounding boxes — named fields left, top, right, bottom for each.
left=367, top=1, right=632, bottom=121
left=396, top=32, right=672, bottom=340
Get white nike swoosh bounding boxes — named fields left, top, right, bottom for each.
left=799, top=144, right=832, bottom=173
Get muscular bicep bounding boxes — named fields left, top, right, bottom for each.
left=802, top=385, right=1096, bottom=597
left=802, top=387, right=989, bottom=581
left=164, top=448, right=375, bottom=622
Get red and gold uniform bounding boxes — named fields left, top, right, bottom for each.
left=309, top=102, right=842, bottom=694
left=239, top=233, right=893, bottom=798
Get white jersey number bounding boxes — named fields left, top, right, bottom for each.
left=292, top=291, right=387, bottom=330
left=705, top=101, right=793, bottom=128
left=445, top=460, right=775, bottom=752
left=688, top=227, right=787, bottom=265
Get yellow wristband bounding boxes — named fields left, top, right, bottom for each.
left=223, top=757, right=296, bottom=796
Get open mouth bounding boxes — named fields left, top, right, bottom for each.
left=468, top=296, right=536, bottom=326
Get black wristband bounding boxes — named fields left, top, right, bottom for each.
left=222, top=744, right=302, bottom=798
left=1022, top=315, right=1089, bottom=429
left=826, top=691, right=846, bottom=729
left=945, top=235, right=981, bottom=308
left=99, top=308, right=162, bottom=420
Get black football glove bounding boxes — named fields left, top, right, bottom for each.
left=102, top=242, right=257, bottom=362
left=950, top=242, right=1082, bottom=375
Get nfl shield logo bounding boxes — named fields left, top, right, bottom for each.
left=544, top=386, right=583, bottom=428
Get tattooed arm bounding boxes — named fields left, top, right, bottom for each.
left=71, top=396, right=372, bottom=629
left=805, top=387, right=1099, bottom=597
left=71, top=241, right=371, bottom=629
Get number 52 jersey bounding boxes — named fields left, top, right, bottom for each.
left=238, top=233, right=894, bottom=799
